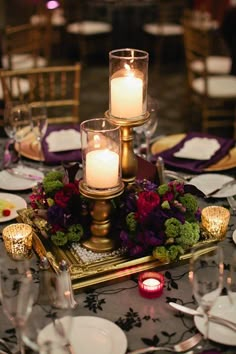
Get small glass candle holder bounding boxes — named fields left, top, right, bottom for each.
left=201, top=206, right=230, bottom=240
left=138, top=271, right=164, bottom=299
left=2, top=223, right=33, bottom=260
left=80, top=118, right=122, bottom=192
left=109, top=48, right=149, bottom=121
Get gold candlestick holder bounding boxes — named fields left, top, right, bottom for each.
left=79, top=180, right=124, bottom=252
left=105, top=110, right=150, bottom=183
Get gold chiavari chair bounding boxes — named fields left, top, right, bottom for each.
left=2, top=20, right=52, bottom=71
left=182, top=17, right=236, bottom=137
left=0, top=63, right=82, bottom=126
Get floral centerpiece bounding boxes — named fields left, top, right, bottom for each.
left=29, top=171, right=203, bottom=263
left=116, top=179, right=202, bottom=262
left=29, top=171, right=87, bottom=246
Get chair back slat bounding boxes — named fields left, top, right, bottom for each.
left=0, top=63, right=82, bottom=125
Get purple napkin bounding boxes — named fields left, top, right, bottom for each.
left=152, top=132, right=235, bottom=173
left=42, top=124, right=82, bottom=165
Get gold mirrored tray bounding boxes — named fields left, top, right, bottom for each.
left=151, top=134, right=236, bottom=171
left=17, top=208, right=217, bottom=292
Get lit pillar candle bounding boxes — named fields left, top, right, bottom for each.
left=111, top=76, right=143, bottom=118
left=86, top=149, right=119, bottom=189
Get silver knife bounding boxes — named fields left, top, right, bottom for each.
left=169, top=302, right=236, bottom=331
left=6, top=168, right=43, bottom=182
left=204, top=179, right=236, bottom=198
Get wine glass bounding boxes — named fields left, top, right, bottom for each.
left=23, top=268, right=76, bottom=353
left=144, top=96, right=158, bottom=161
left=189, top=244, right=224, bottom=348
left=30, top=102, right=48, bottom=172
left=4, top=101, right=32, bottom=167
left=0, top=254, right=34, bottom=354
left=227, top=250, right=236, bottom=305
left=134, top=96, right=158, bottom=160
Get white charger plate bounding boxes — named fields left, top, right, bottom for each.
left=189, top=173, right=236, bottom=198
left=38, top=316, right=127, bottom=354
left=0, top=193, right=27, bottom=222
left=0, top=166, right=43, bottom=191
left=195, top=296, right=236, bottom=345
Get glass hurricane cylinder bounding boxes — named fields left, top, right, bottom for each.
left=109, top=48, right=149, bottom=121
left=106, top=49, right=150, bottom=182
left=80, top=118, right=122, bottom=192
left=79, top=118, right=124, bottom=252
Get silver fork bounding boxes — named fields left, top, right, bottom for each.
left=127, top=333, right=202, bottom=353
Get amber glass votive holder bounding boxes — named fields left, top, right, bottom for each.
left=201, top=206, right=230, bottom=240
left=138, top=271, right=164, bottom=299
left=2, top=223, right=33, bottom=260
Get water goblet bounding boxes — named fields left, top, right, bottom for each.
left=134, top=96, right=158, bottom=160
left=4, top=101, right=32, bottom=167
left=189, top=244, right=224, bottom=348
left=30, top=102, right=48, bottom=172
left=227, top=250, right=236, bottom=305
left=0, top=254, right=34, bottom=354
left=144, top=96, right=158, bottom=161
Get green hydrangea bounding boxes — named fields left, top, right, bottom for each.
left=165, top=218, right=181, bottom=238
left=126, top=212, right=137, bottom=232
left=67, top=224, right=84, bottom=242
left=157, top=184, right=169, bottom=196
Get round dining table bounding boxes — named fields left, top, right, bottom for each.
left=0, top=136, right=236, bottom=354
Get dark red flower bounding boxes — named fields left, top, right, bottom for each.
left=54, top=183, right=79, bottom=208
left=136, top=191, right=160, bottom=222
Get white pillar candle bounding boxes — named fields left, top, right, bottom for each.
left=86, top=149, right=119, bottom=189
left=111, top=76, right=143, bottom=118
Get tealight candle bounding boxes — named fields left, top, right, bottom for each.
left=2, top=223, right=33, bottom=260
left=138, top=271, right=164, bottom=299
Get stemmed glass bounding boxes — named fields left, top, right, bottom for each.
left=30, top=102, right=48, bottom=172
left=22, top=268, right=76, bottom=353
left=189, top=244, right=224, bottom=348
left=227, top=250, right=236, bottom=305
left=0, top=255, right=34, bottom=354
left=134, top=96, right=158, bottom=161
left=144, top=97, right=158, bottom=161
left=4, top=101, right=32, bottom=167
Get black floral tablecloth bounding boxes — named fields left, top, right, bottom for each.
left=0, top=137, right=236, bottom=354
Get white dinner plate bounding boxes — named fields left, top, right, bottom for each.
left=0, top=193, right=27, bottom=222
left=195, top=296, right=236, bottom=346
left=0, top=166, right=44, bottom=191
left=189, top=173, right=236, bottom=198
left=38, top=316, right=127, bottom=354
left=232, top=229, right=236, bottom=244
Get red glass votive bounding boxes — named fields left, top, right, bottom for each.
left=138, top=271, right=164, bottom=299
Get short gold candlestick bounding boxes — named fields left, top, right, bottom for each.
left=105, top=110, right=150, bottom=183
left=79, top=180, right=124, bottom=252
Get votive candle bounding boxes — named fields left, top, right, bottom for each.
left=2, top=223, right=33, bottom=260
left=138, top=271, right=164, bottom=299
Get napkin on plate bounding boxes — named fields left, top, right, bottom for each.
left=152, top=132, right=235, bottom=173
left=42, top=124, right=82, bottom=164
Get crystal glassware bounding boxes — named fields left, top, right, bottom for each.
left=227, top=250, right=236, bottom=305
left=4, top=101, right=32, bottom=166
left=189, top=244, right=224, bottom=347
left=0, top=252, right=34, bottom=354
left=30, top=102, right=48, bottom=172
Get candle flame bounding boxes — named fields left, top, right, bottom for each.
left=94, top=134, right=101, bottom=149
